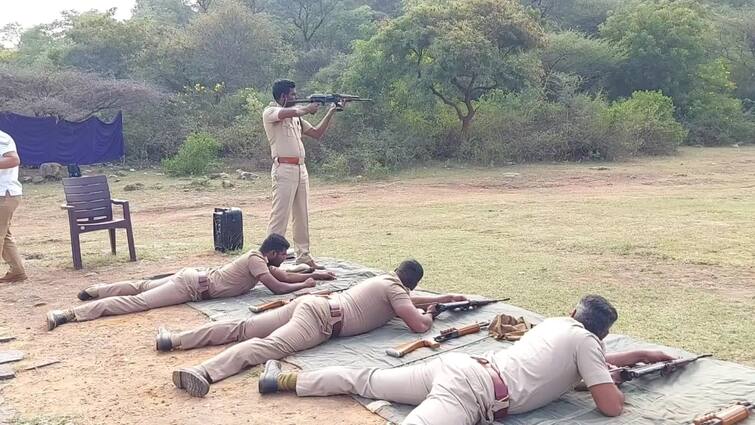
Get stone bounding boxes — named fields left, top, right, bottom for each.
left=0, top=350, right=24, bottom=364
left=20, top=176, right=32, bottom=183
left=501, top=172, right=520, bottom=178
left=235, top=169, right=259, bottom=180
left=21, top=359, right=60, bottom=371
left=0, top=365, right=14, bottom=380
left=589, top=166, right=610, bottom=171
left=31, top=176, right=44, bottom=184
left=39, top=162, right=64, bottom=180
left=221, top=180, right=235, bottom=188
left=0, top=336, right=15, bottom=343
left=151, top=183, right=164, bottom=190
left=123, top=183, right=144, bottom=191
left=208, top=172, right=230, bottom=180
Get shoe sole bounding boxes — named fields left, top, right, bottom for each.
left=46, top=312, right=57, bottom=331
left=172, top=370, right=209, bottom=397
left=258, top=360, right=281, bottom=394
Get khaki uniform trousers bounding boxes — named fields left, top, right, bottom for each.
left=267, top=162, right=312, bottom=264
left=198, top=296, right=332, bottom=383
left=0, top=195, right=24, bottom=274
left=73, top=268, right=203, bottom=321
left=297, top=353, right=498, bottom=425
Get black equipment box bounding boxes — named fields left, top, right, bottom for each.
left=213, top=208, right=244, bottom=252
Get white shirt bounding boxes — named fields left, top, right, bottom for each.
left=0, top=130, right=22, bottom=196
left=485, top=317, right=614, bottom=414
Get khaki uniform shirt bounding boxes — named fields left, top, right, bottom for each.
left=262, top=102, right=314, bottom=161
left=207, top=250, right=270, bottom=298
left=485, top=317, right=614, bottom=414
left=335, top=272, right=413, bottom=336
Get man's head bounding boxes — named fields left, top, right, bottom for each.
left=259, top=233, right=290, bottom=267
left=571, top=295, right=618, bottom=340
left=395, top=259, right=424, bottom=290
left=272, top=79, right=297, bottom=106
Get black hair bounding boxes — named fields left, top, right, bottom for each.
left=260, top=233, right=290, bottom=254
left=395, top=259, right=424, bottom=290
left=573, top=294, right=618, bottom=339
left=272, top=79, right=296, bottom=102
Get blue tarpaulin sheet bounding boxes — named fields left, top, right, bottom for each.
left=0, top=112, right=124, bottom=165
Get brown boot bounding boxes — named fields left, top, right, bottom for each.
left=0, top=272, right=27, bottom=283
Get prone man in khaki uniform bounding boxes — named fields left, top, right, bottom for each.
left=168, top=259, right=468, bottom=397
left=46, top=234, right=335, bottom=330
left=262, top=79, right=338, bottom=270
left=258, top=295, right=676, bottom=425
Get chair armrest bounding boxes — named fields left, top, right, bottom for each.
left=61, top=204, right=75, bottom=210
left=111, top=199, right=129, bottom=205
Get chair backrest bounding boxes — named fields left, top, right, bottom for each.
left=62, top=175, right=114, bottom=223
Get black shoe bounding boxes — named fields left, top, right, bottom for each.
left=259, top=360, right=282, bottom=394
left=155, top=327, right=173, bottom=352
left=46, top=310, right=69, bottom=331
left=172, top=368, right=210, bottom=397
left=77, top=289, right=94, bottom=301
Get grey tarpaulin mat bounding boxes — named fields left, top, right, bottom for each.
left=187, top=259, right=755, bottom=425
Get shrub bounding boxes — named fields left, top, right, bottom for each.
left=162, top=132, right=221, bottom=176
left=685, top=91, right=755, bottom=146
left=608, top=91, right=686, bottom=155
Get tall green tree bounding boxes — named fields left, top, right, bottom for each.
left=349, top=0, right=544, bottom=137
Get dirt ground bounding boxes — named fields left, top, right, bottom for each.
left=0, top=147, right=753, bottom=424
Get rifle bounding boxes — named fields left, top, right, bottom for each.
left=386, top=321, right=490, bottom=358
left=415, top=298, right=509, bottom=317
left=249, top=288, right=344, bottom=313
left=291, top=93, right=372, bottom=111
left=613, top=353, right=712, bottom=383
left=693, top=401, right=754, bottom=425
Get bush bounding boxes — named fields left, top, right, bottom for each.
left=608, top=91, right=686, bottom=155
left=685, top=91, right=755, bottom=146
left=162, top=132, right=221, bottom=176
left=465, top=88, right=622, bottom=163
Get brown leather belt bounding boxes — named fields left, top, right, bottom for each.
left=198, top=271, right=212, bottom=300
left=474, top=357, right=510, bottom=420
left=276, top=156, right=303, bottom=165
left=328, top=298, right=343, bottom=338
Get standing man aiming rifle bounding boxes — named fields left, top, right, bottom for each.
left=262, top=79, right=337, bottom=270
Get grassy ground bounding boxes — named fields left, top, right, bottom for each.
left=16, top=147, right=755, bottom=364
left=2, top=146, right=753, bottom=425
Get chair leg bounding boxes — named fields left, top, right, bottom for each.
left=71, top=231, right=83, bottom=270
left=109, top=229, right=116, bottom=255
left=125, top=223, right=136, bottom=262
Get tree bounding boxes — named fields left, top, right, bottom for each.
left=55, top=10, right=151, bottom=78
left=0, top=66, right=165, bottom=121
left=352, top=0, right=544, bottom=137
left=179, top=2, right=293, bottom=90
left=540, top=31, right=625, bottom=94
left=600, top=0, right=713, bottom=107
left=132, top=0, right=195, bottom=26
left=273, top=0, right=344, bottom=49
left=522, top=0, right=621, bottom=34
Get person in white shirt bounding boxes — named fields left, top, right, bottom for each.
left=258, top=294, right=676, bottom=424
left=0, top=130, right=25, bottom=282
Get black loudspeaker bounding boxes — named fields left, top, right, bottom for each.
left=213, top=208, right=244, bottom=252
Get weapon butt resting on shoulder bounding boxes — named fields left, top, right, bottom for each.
left=386, top=321, right=491, bottom=358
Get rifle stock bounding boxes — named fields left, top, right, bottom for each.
left=386, top=321, right=490, bottom=358
left=615, top=353, right=712, bottom=382
left=249, top=299, right=288, bottom=313
left=385, top=339, right=440, bottom=358
left=249, top=288, right=340, bottom=313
